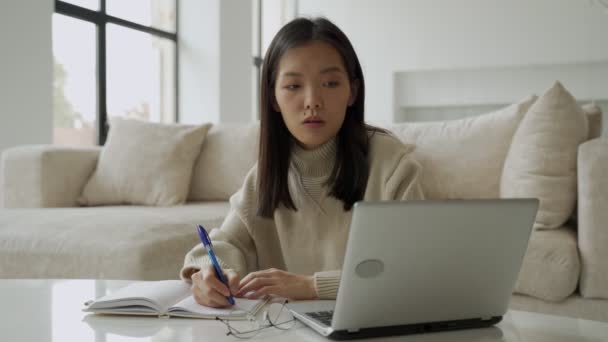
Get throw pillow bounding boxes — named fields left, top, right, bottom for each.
left=78, top=118, right=211, bottom=206
left=388, top=95, right=537, bottom=199
left=500, top=81, right=588, bottom=229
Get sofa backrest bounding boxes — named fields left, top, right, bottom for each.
left=389, top=100, right=600, bottom=200
left=188, top=123, right=259, bottom=201
left=188, top=99, right=602, bottom=201
left=388, top=96, right=537, bottom=199
left=582, top=103, right=603, bottom=140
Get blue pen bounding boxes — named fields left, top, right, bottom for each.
left=196, top=224, right=235, bottom=305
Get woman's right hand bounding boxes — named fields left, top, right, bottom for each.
left=191, top=265, right=240, bottom=308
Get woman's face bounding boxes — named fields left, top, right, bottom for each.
left=273, top=40, right=357, bottom=150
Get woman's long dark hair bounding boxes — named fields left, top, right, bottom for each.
left=257, top=17, right=382, bottom=218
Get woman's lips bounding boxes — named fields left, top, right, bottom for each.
left=302, top=117, right=325, bottom=128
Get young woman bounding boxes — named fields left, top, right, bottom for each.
left=181, top=17, right=424, bottom=308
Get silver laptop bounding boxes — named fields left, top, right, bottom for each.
left=287, top=199, right=539, bottom=339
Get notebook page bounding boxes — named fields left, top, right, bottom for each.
left=168, top=296, right=267, bottom=319
left=87, top=280, right=190, bottom=313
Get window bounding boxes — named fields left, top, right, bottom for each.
left=53, top=0, right=178, bottom=146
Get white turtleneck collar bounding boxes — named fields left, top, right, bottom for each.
left=291, top=137, right=337, bottom=178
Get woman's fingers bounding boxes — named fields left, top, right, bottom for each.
left=238, top=276, right=277, bottom=296
left=206, top=289, right=231, bottom=306
left=199, top=267, right=316, bottom=301
left=202, top=266, right=232, bottom=297
left=238, top=269, right=317, bottom=300
left=238, top=268, right=279, bottom=289
left=189, top=267, right=232, bottom=307
left=191, top=282, right=228, bottom=307
left=225, top=269, right=240, bottom=294
left=243, top=285, right=280, bottom=299
left=192, top=272, right=224, bottom=306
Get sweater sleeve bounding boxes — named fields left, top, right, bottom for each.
left=385, top=151, right=425, bottom=201
left=180, top=167, right=260, bottom=282
left=313, top=270, right=341, bottom=299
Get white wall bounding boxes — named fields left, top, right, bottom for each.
left=0, top=0, right=53, bottom=151
left=220, top=0, right=254, bottom=122
left=297, top=0, right=608, bottom=124
left=0, top=0, right=53, bottom=206
left=261, top=0, right=298, bottom=54
left=179, top=0, right=253, bottom=124
left=178, top=0, right=220, bottom=124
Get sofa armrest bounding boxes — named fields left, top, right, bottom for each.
left=578, top=137, right=608, bottom=298
left=1, top=145, right=100, bottom=208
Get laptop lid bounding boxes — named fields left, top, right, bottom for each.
left=330, top=199, right=538, bottom=332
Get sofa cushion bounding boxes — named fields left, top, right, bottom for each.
left=514, top=227, right=580, bottom=302
left=0, top=202, right=230, bottom=280
left=79, top=118, right=211, bottom=206
left=387, top=95, right=536, bottom=199
left=501, top=82, right=588, bottom=230
left=189, top=123, right=259, bottom=201
left=510, top=293, right=608, bottom=323
left=578, top=138, right=608, bottom=299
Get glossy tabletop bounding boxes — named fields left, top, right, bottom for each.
left=1, top=279, right=607, bottom=342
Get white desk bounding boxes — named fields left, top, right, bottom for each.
left=1, top=279, right=607, bottom=341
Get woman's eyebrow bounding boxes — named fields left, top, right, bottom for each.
left=281, top=71, right=302, bottom=77
left=320, top=66, right=345, bottom=74
left=280, top=66, right=345, bottom=78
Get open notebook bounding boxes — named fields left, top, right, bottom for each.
left=83, top=280, right=267, bottom=320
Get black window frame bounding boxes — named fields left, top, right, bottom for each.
left=54, top=0, right=179, bottom=145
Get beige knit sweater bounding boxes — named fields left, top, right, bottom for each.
left=181, top=132, right=424, bottom=299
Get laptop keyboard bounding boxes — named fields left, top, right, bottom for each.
left=305, top=310, right=334, bottom=327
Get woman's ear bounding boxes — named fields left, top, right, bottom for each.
left=348, top=79, right=360, bottom=106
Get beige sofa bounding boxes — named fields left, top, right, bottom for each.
left=1, top=92, right=607, bottom=322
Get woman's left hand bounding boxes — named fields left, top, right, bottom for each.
left=237, top=268, right=317, bottom=300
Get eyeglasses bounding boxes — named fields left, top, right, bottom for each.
left=216, top=299, right=298, bottom=339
